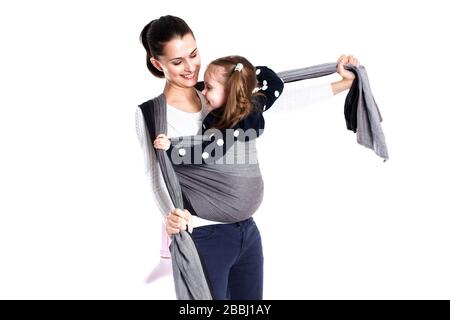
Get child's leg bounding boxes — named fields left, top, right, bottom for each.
left=145, top=222, right=172, bottom=283
left=160, top=222, right=171, bottom=258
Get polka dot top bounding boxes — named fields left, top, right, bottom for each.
left=168, top=66, right=284, bottom=164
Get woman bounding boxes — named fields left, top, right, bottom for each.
left=136, top=15, right=358, bottom=299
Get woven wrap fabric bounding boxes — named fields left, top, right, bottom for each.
left=140, top=94, right=213, bottom=300
left=278, top=63, right=388, bottom=160
left=138, top=62, right=388, bottom=300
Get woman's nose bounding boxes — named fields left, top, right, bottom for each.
left=185, top=60, right=194, bottom=72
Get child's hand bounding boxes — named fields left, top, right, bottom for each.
left=153, top=133, right=171, bottom=151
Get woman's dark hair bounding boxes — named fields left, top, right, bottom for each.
left=140, top=15, right=195, bottom=78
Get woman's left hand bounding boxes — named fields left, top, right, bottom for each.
left=336, top=54, right=360, bottom=81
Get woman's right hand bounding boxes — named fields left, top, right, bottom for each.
left=165, top=208, right=193, bottom=235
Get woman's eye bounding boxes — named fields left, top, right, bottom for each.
left=191, top=54, right=197, bottom=58
left=173, top=61, right=181, bottom=66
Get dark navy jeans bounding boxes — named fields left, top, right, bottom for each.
left=191, top=217, right=263, bottom=300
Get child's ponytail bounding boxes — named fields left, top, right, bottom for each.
left=209, top=56, right=259, bottom=130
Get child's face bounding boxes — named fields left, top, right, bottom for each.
left=202, top=66, right=226, bottom=109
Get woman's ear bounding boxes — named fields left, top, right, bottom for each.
left=150, top=57, right=163, bottom=72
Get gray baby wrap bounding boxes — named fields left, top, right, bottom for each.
left=170, top=134, right=264, bottom=223
left=138, top=63, right=388, bottom=300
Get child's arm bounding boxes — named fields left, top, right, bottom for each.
left=253, top=66, right=284, bottom=112
left=228, top=66, right=284, bottom=135
left=154, top=130, right=224, bottom=164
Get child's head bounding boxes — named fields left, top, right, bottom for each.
left=202, top=55, right=258, bottom=129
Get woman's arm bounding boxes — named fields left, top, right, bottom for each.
left=136, top=107, right=176, bottom=257
left=272, top=82, right=334, bottom=113
left=267, top=55, right=359, bottom=113
left=135, top=107, right=175, bottom=219
left=331, top=79, right=354, bottom=95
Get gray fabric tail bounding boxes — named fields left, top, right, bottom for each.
left=277, top=63, right=389, bottom=160
left=141, top=94, right=213, bottom=300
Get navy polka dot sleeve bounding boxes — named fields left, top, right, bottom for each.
left=253, top=66, right=284, bottom=112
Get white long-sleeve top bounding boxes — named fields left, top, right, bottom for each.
left=135, top=82, right=333, bottom=227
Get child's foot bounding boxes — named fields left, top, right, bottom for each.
left=145, top=257, right=172, bottom=283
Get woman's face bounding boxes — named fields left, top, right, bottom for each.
left=202, top=66, right=226, bottom=109
left=152, top=33, right=201, bottom=88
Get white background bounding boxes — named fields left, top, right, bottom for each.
left=0, top=0, right=449, bottom=299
